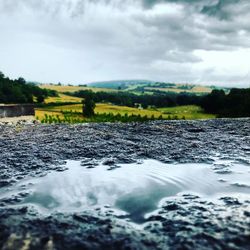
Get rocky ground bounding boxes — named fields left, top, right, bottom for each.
left=0, top=116, right=36, bottom=125
left=0, top=118, right=250, bottom=249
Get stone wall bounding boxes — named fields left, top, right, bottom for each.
left=0, top=104, right=35, bottom=118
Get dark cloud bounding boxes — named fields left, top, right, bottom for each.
left=0, top=0, right=249, bottom=86
left=201, top=0, right=240, bottom=20
left=143, top=0, right=200, bottom=7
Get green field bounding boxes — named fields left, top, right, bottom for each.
left=158, top=105, right=215, bottom=119
left=144, top=85, right=212, bottom=94
left=40, top=84, right=119, bottom=93
left=40, top=82, right=223, bottom=96
left=44, top=93, right=82, bottom=103
left=35, top=103, right=215, bottom=122
left=36, top=83, right=216, bottom=123
left=86, top=80, right=223, bottom=94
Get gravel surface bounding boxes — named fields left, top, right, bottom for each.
left=0, top=119, right=249, bottom=249
left=0, top=116, right=36, bottom=125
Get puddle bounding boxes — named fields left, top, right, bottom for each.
left=1, top=160, right=250, bottom=223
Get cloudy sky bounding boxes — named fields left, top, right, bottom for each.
left=0, top=0, right=250, bottom=86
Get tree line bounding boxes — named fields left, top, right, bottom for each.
left=0, top=72, right=57, bottom=103
left=201, top=88, right=250, bottom=117
left=68, top=87, right=250, bottom=118
left=66, top=90, right=201, bottom=109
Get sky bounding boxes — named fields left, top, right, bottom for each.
left=0, top=0, right=250, bottom=87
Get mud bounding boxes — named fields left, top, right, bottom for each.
left=0, top=118, right=250, bottom=249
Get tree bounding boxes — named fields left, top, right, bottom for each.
left=201, top=89, right=225, bottom=113
left=17, top=77, right=26, bottom=84
left=82, top=97, right=95, bottom=117
left=0, top=71, right=4, bottom=79
left=37, top=94, right=45, bottom=103
left=0, top=71, right=51, bottom=104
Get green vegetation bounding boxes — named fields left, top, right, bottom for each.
left=86, top=80, right=229, bottom=94
left=82, top=96, right=95, bottom=117
left=2, top=71, right=245, bottom=123
left=35, top=84, right=217, bottom=123
left=40, top=84, right=119, bottom=93
left=35, top=103, right=214, bottom=123
left=201, top=88, right=250, bottom=117
left=40, top=80, right=227, bottom=95
left=158, top=105, right=215, bottom=120
left=135, top=82, right=214, bottom=95
left=88, top=80, right=153, bottom=90
left=0, top=72, right=57, bottom=103
left=36, top=103, right=161, bottom=119
left=66, top=90, right=202, bottom=109
left=44, top=93, right=82, bottom=104
left=38, top=112, right=165, bottom=124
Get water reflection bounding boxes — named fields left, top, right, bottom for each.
left=115, top=181, right=179, bottom=223
left=3, top=159, right=250, bottom=223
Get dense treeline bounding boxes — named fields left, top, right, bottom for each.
left=66, top=90, right=201, bottom=108
left=201, top=88, right=250, bottom=117
left=0, top=72, right=57, bottom=103
left=67, top=87, right=250, bottom=118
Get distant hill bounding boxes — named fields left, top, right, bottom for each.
left=41, top=80, right=231, bottom=97
left=87, top=80, right=154, bottom=90
left=87, top=80, right=229, bottom=94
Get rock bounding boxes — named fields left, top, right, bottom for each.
left=0, top=118, right=249, bottom=249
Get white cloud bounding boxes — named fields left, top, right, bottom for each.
left=192, top=48, right=250, bottom=86
left=0, top=0, right=249, bottom=86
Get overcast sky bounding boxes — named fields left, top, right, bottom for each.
left=0, top=0, right=250, bottom=86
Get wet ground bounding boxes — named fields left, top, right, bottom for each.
left=0, top=118, right=250, bottom=249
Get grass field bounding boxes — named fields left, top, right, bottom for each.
left=41, top=83, right=215, bottom=96
left=36, top=85, right=215, bottom=120
left=158, top=105, right=215, bottom=119
left=41, top=84, right=119, bottom=93
left=36, top=103, right=162, bottom=118
left=45, top=94, right=82, bottom=103
left=144, top=86, right=212, bottom=94
left=37, top=85, right=215, bottom=122
left=35, top=103, right=215, bottom=121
